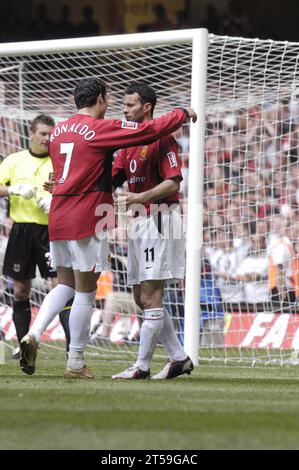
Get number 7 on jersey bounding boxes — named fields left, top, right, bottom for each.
left=59, top=142, right=74, bottom=183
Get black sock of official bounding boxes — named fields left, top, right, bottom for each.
left=59, top=297, right=73, bottom=353
left=12, top=299, right=31, bottom=344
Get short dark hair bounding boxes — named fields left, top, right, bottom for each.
left=30, top=114, right=55, bottom=132
left=74, top=77, right=107, bottom=109
left=125, top=82, right=157, bottom=115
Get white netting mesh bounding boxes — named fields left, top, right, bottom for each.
left=1, top=34, right=299, bottom=365
left=203, top=35, right=299, bottom=365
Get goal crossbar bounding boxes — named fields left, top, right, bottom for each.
left=0, top=29, right=207, bottom=57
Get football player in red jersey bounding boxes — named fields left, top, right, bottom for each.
left=112, top=83, right=194, bottom=380
left=19, top=77, right=197, bottom=379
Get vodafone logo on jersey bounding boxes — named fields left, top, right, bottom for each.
left=129, top=175, right=146, bottom=183
left=129, top=159, right=137, bottom=173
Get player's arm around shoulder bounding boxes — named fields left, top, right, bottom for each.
left=95, top=108, right=196, bottom=151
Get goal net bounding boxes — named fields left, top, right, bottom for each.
left=1, top=31, right=299, bottom=366
left=204, top=35, right=299, bottom=365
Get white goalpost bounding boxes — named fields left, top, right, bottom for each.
left=1, top=30, right=299, bottom=367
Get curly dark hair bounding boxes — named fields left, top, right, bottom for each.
left=74, top=77, right=107, bottom=109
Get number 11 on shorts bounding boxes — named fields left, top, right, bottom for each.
left=144, top=247, right=155, bottom=262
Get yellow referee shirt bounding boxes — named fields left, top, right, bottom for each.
left=0, top=149, right=52, bottom=225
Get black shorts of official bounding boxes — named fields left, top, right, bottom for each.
left=3, top=222, right=57, bottom=280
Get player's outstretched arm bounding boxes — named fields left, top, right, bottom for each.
left=98, top=107, right=197, bottom=151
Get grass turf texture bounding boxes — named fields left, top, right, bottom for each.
left=0, top=346, right=298, bottom=450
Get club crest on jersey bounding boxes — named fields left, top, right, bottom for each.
left=121, top=120, right=138, bottom=130
left=140, top=146, right=148, bottom=160
left=167, top=151, right=178, bottom=168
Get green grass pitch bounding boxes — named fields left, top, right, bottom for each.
left=0, top=346, right=298, bottom=450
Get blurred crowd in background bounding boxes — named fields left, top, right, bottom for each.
left=201, top=96, right=299, bottom=311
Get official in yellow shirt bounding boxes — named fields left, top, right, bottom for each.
left=0, top=115, right=56, bottom=350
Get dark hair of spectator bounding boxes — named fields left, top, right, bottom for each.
left=125, top=82, right=157, bottom=115
left=74, top=78, right=107, bottom=109
left=30, top=114, right=55, bottom=132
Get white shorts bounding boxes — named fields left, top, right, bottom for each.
left=50, top=235, right=110, bottom=273
left=127, top=207, right=185, bottom=285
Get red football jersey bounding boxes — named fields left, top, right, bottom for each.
left=112, top=134, right=182, bottom=211
left=49, top=109, right=186, bottom=240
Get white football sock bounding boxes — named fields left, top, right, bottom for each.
left=135, top=308, right=164, bottom=371
left=30, top=284, right=75, bottom=343
left=67, top=290, right=96, bottom=370
left=159, top=308, right=187, bottom=361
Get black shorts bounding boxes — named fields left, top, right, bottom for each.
left=3, top=222, right=57, bottom=280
